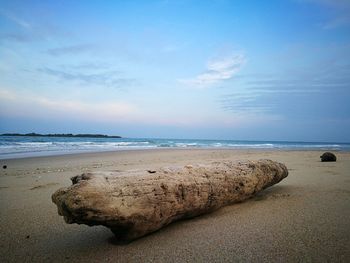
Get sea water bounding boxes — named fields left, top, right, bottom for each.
left=0, top=135, right=349, bottom=159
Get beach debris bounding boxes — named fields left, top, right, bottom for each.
left=2, top=165, right=7, bottom=169
left=320, top=152, right=337, bottom=162
left=52, top=159, right=288, bottom=242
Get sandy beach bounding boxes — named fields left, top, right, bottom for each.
left=0, top=149, right=349, bottom=262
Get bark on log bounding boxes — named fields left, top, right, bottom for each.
left=52, top=159, right=288, bottom=241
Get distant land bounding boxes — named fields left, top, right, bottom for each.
left=0, top=133, right=122, bottom=138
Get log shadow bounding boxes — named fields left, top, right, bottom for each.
left=252, top=184, right=301, bottom=201
left=108, top=235, right=133, bottom=246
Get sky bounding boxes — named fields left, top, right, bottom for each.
left=0, top=0, right=349, bottom=142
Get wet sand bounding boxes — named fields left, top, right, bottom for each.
left=0, top=149, right=349, bottom=262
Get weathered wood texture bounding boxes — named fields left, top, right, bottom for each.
left=52, top=159, right=288, bottom=241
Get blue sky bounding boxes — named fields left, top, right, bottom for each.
left=0, top=0, right=349, bottom=141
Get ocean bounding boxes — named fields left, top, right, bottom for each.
left=0, top=135, right=349, bottom=159
left=0, top=136, right=350, bottom=159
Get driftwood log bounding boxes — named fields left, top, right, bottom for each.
left=52, top=159, right=288, bottom=241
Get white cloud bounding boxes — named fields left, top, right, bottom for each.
left=179, top=53, right=246, bottom=88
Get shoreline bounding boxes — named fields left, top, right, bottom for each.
left=1, top=149, right=349, bottom=262
left=1, top=136, right=349, bottom=160
left=1, top=146, right=349, bottom=161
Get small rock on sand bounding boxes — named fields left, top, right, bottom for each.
left=320, top=152, right=337, bottom=162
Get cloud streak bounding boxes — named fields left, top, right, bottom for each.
left=47, top=44, right=95, bottom=56
left=220, top=60, right=350, bottom=115
left=0, top=9, right=31, bottom=29
left=179, top=53, right=246, bottom=88
left=0, top=8, right=70, bottom=44
left=38, top=67, right=135, bottom=89
left=298, top=0, right=350, bottom=29
left=0, top=32, right=33, bottom=43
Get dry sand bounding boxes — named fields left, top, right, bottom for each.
left=0, top=149, right=349, bottom=262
